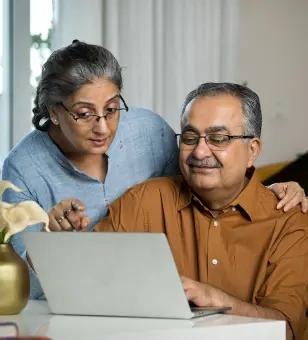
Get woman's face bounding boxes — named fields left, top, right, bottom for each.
left=50, top=77, right=122, bottom=155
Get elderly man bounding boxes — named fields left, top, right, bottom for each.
left=95, top=83, right=308, bottom=339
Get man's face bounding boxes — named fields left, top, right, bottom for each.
left=179, top=95, right=261, bottom=194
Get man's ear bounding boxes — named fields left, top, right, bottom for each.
left=48, top=105, right=60, bottom=125
left=247, top=137, right=262, bottom=168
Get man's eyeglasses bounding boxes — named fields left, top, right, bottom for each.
left=60, top=95, right=129, bottom=124
left=176, top=133, right=254, bottom=151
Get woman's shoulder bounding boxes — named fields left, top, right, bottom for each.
left=120, top=107, right=175, bottom=139
left=4, top=130, right=47, bottom=166
left=121, top=107, right=169, bottom=127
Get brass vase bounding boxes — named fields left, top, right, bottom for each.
left=0, top=244, right=30, bottom=314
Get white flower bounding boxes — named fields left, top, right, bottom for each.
left=0, top=181, right=22, bottom=198
left=0, top=181, right=49, bottom=243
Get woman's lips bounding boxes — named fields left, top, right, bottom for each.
left=88, top=138, right=107, bottom=147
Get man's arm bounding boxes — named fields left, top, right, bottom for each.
left=224, top=295, right=293, bottom=340
left=182, top=217, right=308, bottom=340
left=182, top=277, right=293, bottom=339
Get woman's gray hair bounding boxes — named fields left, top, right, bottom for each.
left=181, top=82, right=262, bottom=138
left=32, top=40, right=123, bottom=131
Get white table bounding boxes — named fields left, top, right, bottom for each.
left=0, top=301, right=285, bottom=339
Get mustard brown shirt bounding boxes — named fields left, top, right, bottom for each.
left=95, top=171, right=308, bottom=339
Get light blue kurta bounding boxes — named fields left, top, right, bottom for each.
left=2, top=107, right=180, bottom=299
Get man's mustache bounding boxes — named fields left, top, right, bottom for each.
left=186, top=156, right=222, bottom=168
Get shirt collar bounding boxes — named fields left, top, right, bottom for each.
left=177, top=179, right=193, bottom=211
left=230, top=167, right=262, bottom=221
left=177, top=167, right=263, bottom=222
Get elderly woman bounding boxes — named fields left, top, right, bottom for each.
left=2, top=41, right=307, bottom=299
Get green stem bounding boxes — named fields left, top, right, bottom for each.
left=0, top=228, right=10, bottom=244
left=0, top=230, right=5, bottom=244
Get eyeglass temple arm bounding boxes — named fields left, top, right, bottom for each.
left=230, top=135, right=255, bottom=139
left=120, top=95, right=129, bottom=112
left=59, top=103, right=79, bottom=121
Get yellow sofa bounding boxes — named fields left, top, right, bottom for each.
left=256, top=161, right=291, bottom=182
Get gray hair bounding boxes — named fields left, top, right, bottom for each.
left=181, top=82, right=262, bottom=137
left=32, top=40, right=123, bottom=131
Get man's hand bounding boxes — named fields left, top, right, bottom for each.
left=269, top=182, right=308, bottom=213
left=181, top=276, right=227, bottom=307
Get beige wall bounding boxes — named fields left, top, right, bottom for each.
left=237, top=0, right=308, bottom=166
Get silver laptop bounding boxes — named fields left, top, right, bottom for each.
left=23, top=232, right=231, bottom=319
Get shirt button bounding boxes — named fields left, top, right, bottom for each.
left=213, top=220, right=219, bottom=227
left=212, top=259, right=218, bottom=265
left=232, top=207, right=236, bottom=212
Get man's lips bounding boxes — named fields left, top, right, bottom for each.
left=189, top=166, right=220, bottom=173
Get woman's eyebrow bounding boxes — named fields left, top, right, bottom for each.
left=70, top=94, right=120, bottom=109
left=104, top=94, right=120, bottom=105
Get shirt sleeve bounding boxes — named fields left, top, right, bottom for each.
left=255, top=215, right=308, bottom=339
left=2, top=158, right=45, bottom=299
left=159, top=118, right=180, bottom=177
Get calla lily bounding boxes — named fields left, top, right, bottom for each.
left=0, top=181, right=49, bottom=243
left=0, top=180, right=22, bottom=197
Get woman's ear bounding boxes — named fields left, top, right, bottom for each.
left=48, top=105, right=59, bottom=125
left=247, top=137, right=262, bottom=168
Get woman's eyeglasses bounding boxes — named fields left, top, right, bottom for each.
left=60, top=95, right=129, bottom=124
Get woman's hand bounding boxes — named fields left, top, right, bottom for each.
left=45, top=198, right=91, bottom=231
left=269, top=182, right=308, bottom=213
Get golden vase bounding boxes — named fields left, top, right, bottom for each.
left=0, top=244, right=30, bottom=314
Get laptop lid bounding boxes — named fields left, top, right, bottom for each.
left=23, top=232, right=229, bottom=319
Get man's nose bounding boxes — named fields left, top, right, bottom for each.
left=192, top=138, right=213, bottom=160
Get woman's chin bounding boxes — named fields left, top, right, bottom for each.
left=87, top=146, right=109, bottom=155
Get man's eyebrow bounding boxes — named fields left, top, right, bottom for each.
left=205, top=125, right=231, bottom=134
left=182, top=124, right=199, bottom=134
left=182, top=124, right=231, bottom=134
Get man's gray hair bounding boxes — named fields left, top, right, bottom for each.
left=181, top=82, right=262, bottom=137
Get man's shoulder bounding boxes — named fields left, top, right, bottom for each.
left=125, top=175, right=184, bottom=199
left=259, top=184, right=308, bottom=231
left=258, top=186, right=308, bottom=263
